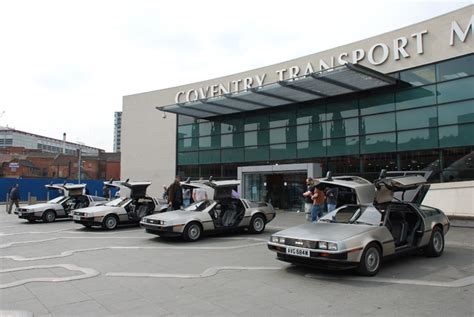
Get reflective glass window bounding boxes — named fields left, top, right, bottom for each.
left=296, top=104, right=326, bottom=125
left=178, top=151, right=198, bottom=165
left=199, top=135, right=220, bottom=149
left=436, top=54, right=474, bottom=82
left=359, top=92, right=395, bottom=115
left=400, top=64, right=436, bottom=86
left=396, top=85, right=436, bottom=110
left=220, top=118, right=243, bottom=134
left=178, top=115, right=199, bottom=126
left=439, top=123, right=474, bottom=148
left=360, top=132, right=396, bottom=154
left=361, top=153, right=398, bottom=175
left=398, top=150, right=440, bottom=173
left=326, top=99, right=358, bottom=119
left=177, top=165, right=199, bottom=178
left=178, top=124, right=198, bottom=139
left=297, top=140, right=326, bottom=158
left=221, top=148, right=244, bottom=163
left=200, top=165, right=222, bottom=179
left=437, top=76, right=474, bottom=104
left=221, top=133, right=244, bottom=148
left=269, top=126, right=296, bottom=144
left=326, top=137, right=359, bottom=156
left=244, top=114, right=269, bottom=131
left=441, top=147, right=474, bottom=182
left=199, top=121, right=220, bottom=136
left=438, top=100, right=474, bottom=126
left=397, top=128, right=438, bottom=151
left=199, top=150, right=220, bottom=164
left=245, top=145, right=269, bottom=162
left=327, top=118, right=359, bottom=138
left=327, top=156, right=360, bottom=174
left=269, top=110, right=296, bottom=128
left=244, top=130, right=269, bottom=146
left=178, top=138, right=198, bottom=152
left=396, top=106, right=437, bottom=130
left=360, top=113, right=396, bottom=134
left=270, top=143, right=297, bottom=160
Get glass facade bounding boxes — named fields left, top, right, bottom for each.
left=176, top=54, right=474, bottom=182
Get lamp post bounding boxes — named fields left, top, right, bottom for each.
left=77, top=148, right=82, bottom=183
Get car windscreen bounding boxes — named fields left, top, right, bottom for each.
left=184, top=200, right=213, bottom=212
left=48, top=196, right=67, bottom=204
left=106, top=197, right=130, bottom=207
left=320, top=205, right=382, bottom=225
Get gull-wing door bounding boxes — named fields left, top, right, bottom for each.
left=180, top=181, right=215, bottom=200
left=211, top=180, right=241, bottom=201
left=122, top=181, right=152, bottom=199
left=375, top=171, right=430, bottom=204
left=45, top=183, right=86, bottom=197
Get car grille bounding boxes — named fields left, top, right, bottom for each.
left=145, top=219, right=161, bottom=224
left=284, top=238, right=317, bottom=249
left=75, top=212, right=85, bottom=216
left=18, top=208, right=29, bottom=212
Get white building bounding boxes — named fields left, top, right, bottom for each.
left=113, top=111, right=122, bottom=152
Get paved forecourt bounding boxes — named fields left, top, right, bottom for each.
left=0, top=211, right=473, bottom=316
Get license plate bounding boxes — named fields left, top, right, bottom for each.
left=286, top=246, right=310, bottom=257
left=18, top=212, right=22, bottom=216
left=73, top=215, right=81, bottom=221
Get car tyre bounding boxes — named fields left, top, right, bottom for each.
left=42, top=210, right=56, bottom=223
left=356, top=242, right=382, bottom=276
left=102, top=215, right=118, bottom=230
left=248, top=214, right=266, bottom=234
left=424, top=226, right=444, bottom=257
left=183, top=222, right=202, bottom=242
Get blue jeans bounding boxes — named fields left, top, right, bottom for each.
left=311, top=204, right=323, bottom=222
left=327, top=203, right=336, bottom=213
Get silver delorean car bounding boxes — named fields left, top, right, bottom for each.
left=267, top=171, right=449, bottom=276
left=73, top=180, right=167, bottom=230
left=15, top=183, right=106, bottom=223
left=141, top=180, right=276, bottom=241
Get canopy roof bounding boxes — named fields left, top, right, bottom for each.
left=157, top=63, right=398, bottom=119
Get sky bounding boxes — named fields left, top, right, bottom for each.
left=0, top=0, right=471, bottom=151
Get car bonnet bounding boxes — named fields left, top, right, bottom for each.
left=146, top=210, right=196, bottom=222
left=22, top=203, right=59, bottom=211
left=273, top=223, right=377, bottom=242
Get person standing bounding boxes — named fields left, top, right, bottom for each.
left=192, top=187, right=208, bottom=203
left=302, top=178, right=315, bottom=222
left=325, top=187, right=338, bottom=213
left=167, top=176, right=183, bottom=210
left=311, top=182, right=325, bottom=223
left=103, top=185, right=110, bottom=200
left=7, top=183, right=20, bottom=214
left=183, top=188, right=191, bottom=207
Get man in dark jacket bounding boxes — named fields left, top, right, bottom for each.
left=167, top=176, right=183, bottom=210
left=8, top=183, right=20, bottom=214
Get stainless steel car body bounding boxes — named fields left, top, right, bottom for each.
left=72, top=181, right=167, bottom=229
left=15, top=184, right=106, bottom=222
left=267, top=173, right=450, bottom=275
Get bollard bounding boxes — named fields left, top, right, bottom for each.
left=28, top=192, right=31, bottom=205
left=95, top=190, right=98, bottom=196
left=46, top=191, right=50, bottom=201
left=5, top=193, right=8, bottom=213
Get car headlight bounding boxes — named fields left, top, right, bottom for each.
left=271, top=236, right=279, bottom=243
left=271, top=236, right=285, bottom=244
left=328, top=242, right=338, bottom=251
left=318, top=241, right=328, bottom=249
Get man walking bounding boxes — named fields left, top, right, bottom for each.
left=302, top=178, right=315, bottom=222
left=7, top=183, right=20, bottom=214
left=167, top=176, right=183, bottom=211
left=311, top=182, right=325, bottom=223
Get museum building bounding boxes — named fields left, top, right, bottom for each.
left=122, top=6, right=473, bottom=212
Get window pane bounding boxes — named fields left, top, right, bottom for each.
left=439, top=123, right=474, bottom=148
left=178, top=138, right=198, bottom=152
left=360, top=132, right=396, bottom=154
left=221, top=148, right=244, bottom=163
left=199, top=136, right=219, bottom=149
left=436, top=54, right=474, bottom=82
left=220, top=118, right=243, bottom=134
left=396, top=106, right=437, bottom=130
left=178, top=124, right=198, bottom=139
left=270, top=109, right=296, bottom=128
left=297, top=104, right=326, bottom=125
left=361, top=153, right=398, bottom=177
left=399, top=150, right=440, bottom=173
left=328, top=156, right=360, bottom=174
left=397, top=128, right=438, bottom=151
left=244, top=130, right=269, bottom=146
left=270, top=143, right=296, bottom=160
left=359, top=92, right=395, bottom=115
left=199, top=150, right=220, bottom=164
left=297, top=140, right=327, bottom=158
left=221, top=133, right=244, bottom=148
left=438, top=100, right=474, bottom=126
left=437, top=76, right=474, bottom=104
left=245, top=145, right=269, bottom=162
left=400, top=64, right=436, bottom=86
left=200, top=165, right=222, bottom=179
left=178, top=115, right=198, bottom=126
left=441, top=148, right=474, bottom=182
left=360, top=113, right=396, bottom=134
left=297, top=122, right=327, bottom=140
left=244, top=114, right=269, bottom=131
left=326, top=99, right=358, bottom=119
left=269, top=126, right=296, bottom=144
left=327, top=118, right=359, bottom=138
left=177, top=165, right=199, bottom=178
left=396, top=85, right=436, bottom=110
left=178, top=151, right=199, bottom=165
left=326, top=137, right=359, bottom=156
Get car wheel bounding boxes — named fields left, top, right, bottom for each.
left=42, top=210, right=56, bottom=223
left=102, top=215, right=118, bottom=230
left=183, top=222, right=202, bottom=242
left=425, top=226, right=444, bottom=257
left=248, top=214, right=266, bottom=234
left=356, top=243, right=382, bottom=276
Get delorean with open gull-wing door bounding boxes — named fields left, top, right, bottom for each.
left=72, top=180, right=168, bottom=230
left=267, top=171, right=449, bottom=276
left=15, top=183, right=107, bottom=223
left=141, top=179, right=276, bottom=241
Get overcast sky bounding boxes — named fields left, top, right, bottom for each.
left=0, top=0, right=471, bottom=151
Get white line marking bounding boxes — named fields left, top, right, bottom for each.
left=0, top=228, right=72, bottom=236
left=305, top=274, right=474, bottom=288
left=106, top=266, right=282, bottom=279
left=0, top=242, right=267, bottom=261
left=0, top=264, right=99, bottom=289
